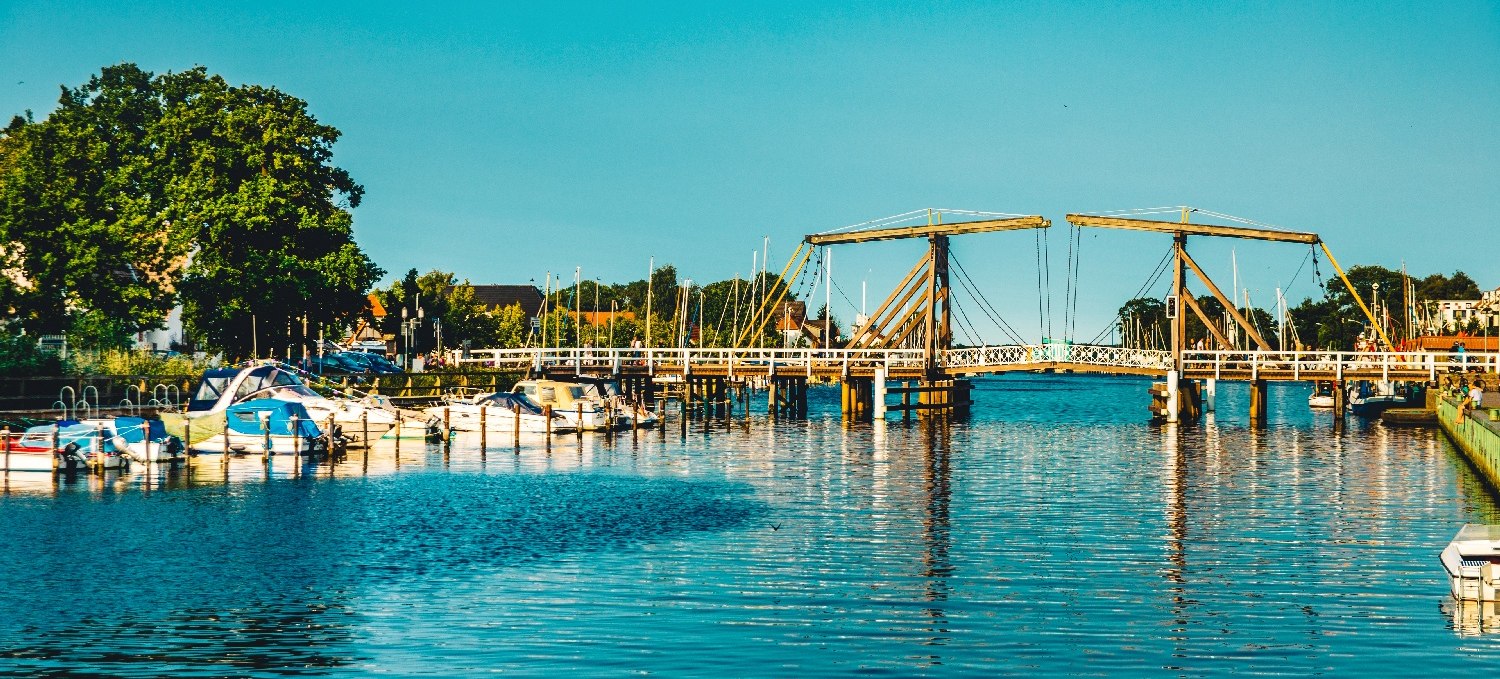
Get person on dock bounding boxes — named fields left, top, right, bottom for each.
left=1470, top=379, right=1485, bottom=415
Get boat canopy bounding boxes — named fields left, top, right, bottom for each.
left=225, top=399, right=322, bottom=438
left=187, top=368, right=243, bottom=412
left=113, top=417, right=168, bottom=443
left=479, top=392, right=546, bottom=415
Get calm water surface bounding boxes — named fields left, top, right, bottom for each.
left=2, top=374, right=1497, bottom=676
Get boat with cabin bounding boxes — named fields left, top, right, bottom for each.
left=510, top=379, right=630, bottom=431
left=173, top=361, right=399, bottom=446
left=425, top=392, right=572, bottom=433
left=186, top=399, right=331, bottom=456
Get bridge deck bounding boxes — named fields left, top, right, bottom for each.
left=454, top=346, right=1499, bottom=382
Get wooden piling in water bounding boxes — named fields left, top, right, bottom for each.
left=3, top=426, right=10, bottom=478
left=513, top=403, right=521, bottom=450
left=443, top=407, right=451, bottom=450
left=480, top=405, right=487, bottom=453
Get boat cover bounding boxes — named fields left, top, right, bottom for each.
left=225, top=399, right=322, bottom=438
left=479, top=392, right=547, bottom=415
left=113, top=417, right=169, bottom=443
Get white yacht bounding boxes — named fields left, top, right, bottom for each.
left=176, top=362, right=399, bottom=446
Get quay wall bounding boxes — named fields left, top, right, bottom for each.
left=1437, top=396, right=1500, bottom=492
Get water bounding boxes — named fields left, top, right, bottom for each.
left=2, top=374, right=1497, bottom=676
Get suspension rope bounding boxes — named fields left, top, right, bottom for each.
left=1034, top=228, right=1045, bottom=341
left=1042, top=227, right=1053, bottom=340
left=949, top=252, right=1028, bottom=345
left=1084, top=245, right=1174, bottom=345
left=1069, top=224, right=1083, bottom=342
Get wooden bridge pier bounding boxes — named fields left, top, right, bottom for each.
left=841, top=377, right=874, bottom=421
left=768, top=377, right=808, bottom=418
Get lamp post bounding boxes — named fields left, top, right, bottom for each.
left=401, top=307, right=409, bottom=369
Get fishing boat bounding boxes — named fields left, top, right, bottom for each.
left=1442, top=524, right=1500, bottom=601
left=79, top=417, right=185, bottom=464
left=425, top=392, right=572, bottom=433
left=1308, top=381, right=1336, bottom=409
left=176, top=362, right=398, bottom=446
left=187, top=399, right=330, bottom=456
left=510, top=379, right=630, bottom=431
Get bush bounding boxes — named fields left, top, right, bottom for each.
left=0, top=334, right=67, bottom=377
left=68, top=349, right=211, bottom=377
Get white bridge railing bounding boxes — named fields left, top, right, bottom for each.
left=453, top=347, right=928, bottom=375
left=1181, top=350, right=1500, bottom=381
left=941, top=344, right=1175, bottom=371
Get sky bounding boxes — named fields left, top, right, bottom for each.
left=3, top=1, right=1497, bottom=343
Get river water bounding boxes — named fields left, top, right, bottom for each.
left=1, top=374, right=1497, bottom=676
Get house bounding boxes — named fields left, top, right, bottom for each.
left=770, top=300, right=842, bottom=348
left=346, top=293, right=392, bottom=352
left=470, top=285, right=546, bottom=328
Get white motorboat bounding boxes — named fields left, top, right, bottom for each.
left=425, top=392, right=572, bottom=433
left=2, top=424, right=89, bottom=472
left=1441, top=524, right=1500, bottom=601
left=79, top=417, right=185, bottom=464
left=1309, top=382, right=1336, bottom=409
left=511, top=379, right=629, bottom=431
left=179, top=362, right=398, bottom=446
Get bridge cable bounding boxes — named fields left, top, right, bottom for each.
left=1083, top=244, right=1175, bottom=346
left=1042, top=227, right=1054, bottom=340
left=1068, top=224, right=1084, bottom=342
left=1034, top=228, right=1046, bottom=342
left=949, top=252, right=1028, bottom=346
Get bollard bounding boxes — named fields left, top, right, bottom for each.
left=513, top=404, right=521, bottom=449
left=480, top=405, right=488, bottom=453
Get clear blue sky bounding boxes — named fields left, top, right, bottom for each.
left=3, top=1, right=1497, bottom=342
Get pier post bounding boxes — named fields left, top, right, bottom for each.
left=480, top=405, right=487, bottom=453
left=873, top=367, right=887, bottom=421
left=443, top=407, right=451, bottom=451
left=1333, top=379, right=1347, bottom=432
left=222, top=419, right=230, bottom=466
left=1165, top=370, right=1180, bottom=424
left=1249, top=379, right=1268, bottom=425
left=767, top=379, right=779, bottom=417
left=1204, top=378, right=1216, bottom=413
left=3, top=426, right=10, bottom=477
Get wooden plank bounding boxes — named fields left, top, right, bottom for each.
left=1066, top=214, right=1319, bottom=244
left=806, top=216, right=1049, bottom=246
left=1180, top=291, right=1232, bottom=350
left=846, top=255, right=927, bottom=347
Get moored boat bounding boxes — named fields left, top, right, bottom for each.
left=1309, top=381, right=1336, bottom=409
left=186, top=399, right=331, bottom=456
left=178, top=362, right=398, bottom=446
left=1442, top=524, right=1500, bottom=601
left=425, top=392, right=572, bottom=433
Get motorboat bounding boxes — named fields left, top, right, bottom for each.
left=2, top=424, right=89, bottom=472
left=510, top=379, right=630, bottom=431
left=567, top=376, right=660, bottom=429
left=6, top=422, right=126, bottom=470
left=425, top=392, right=572, bottom=433
left=79, top=416, right=185, bottom=464
left=1308, top=381, right=1336, bottom=409
left=175, top=362, right=398, bottom=446
left=1348, top=380, right=1410, bottom=418
left=187, top=399, right=331, bottom=456
left=1442, top=524, right=1500, bottom=601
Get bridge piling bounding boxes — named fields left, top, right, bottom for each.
left=1249, top=379, right=1268, bottom=426
left=1204, top=378, right=1216, bottom=413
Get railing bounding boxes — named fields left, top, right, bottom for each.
left=453, top=347, right=929, bottom=375
left=1181, top=350, right=1500, bottom=381
left=941, top=344, right=1174, bottom=371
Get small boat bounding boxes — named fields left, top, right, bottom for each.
left=80, top=417, right=185, bottom=464
left=425, top=392, right=572, bottom=433
left=188, top=399, right=331, bottom=456
left=6, top=422, right=126, bottom=470
left=1442, top=524, right=1500, bottom=601
left=3, top=424, right=90, bottom=472
left=1348, top=380, right=1411, bottom=418
left=1309, top=381, right=1336, bottom=409
left=511, top=379, right=630, bottom=431
left=567, top=376, right=660, bottom=429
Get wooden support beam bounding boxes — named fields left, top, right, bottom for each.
left=1066, top=214, right=1319, bottom=244
left=846, top=255, right=927, bottom=347
left=806, top=216, right=1049, bottom=246
left=1179, top=248, right=1271, bottom=350
left=852, top=265, right=930, bottom=349
left=1181, top=291, right=1232, bottom=350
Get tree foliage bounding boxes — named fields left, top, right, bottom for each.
left=0, top=63, right=381, bottom=357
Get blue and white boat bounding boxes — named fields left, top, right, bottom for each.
left=187, top=399, right=330, bottom=456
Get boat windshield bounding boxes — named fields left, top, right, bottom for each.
left=232, top=367, right=311, bottom=402
left=480, top=393, right=545, bottom=415
left=192, top=376, right=231, bottom=404
left=1455, top=524, right=1500, bottom=542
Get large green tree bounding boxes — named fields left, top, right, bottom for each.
left=0, top=63, right=381, bottom=356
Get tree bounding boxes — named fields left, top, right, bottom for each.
left=0, top=64, right=382, bottom=357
